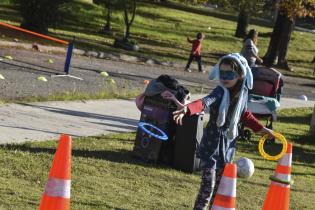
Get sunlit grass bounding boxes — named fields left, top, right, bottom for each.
left=0, top=108, right=314, bottom=209
left=0, top=0, right=314, bottom=79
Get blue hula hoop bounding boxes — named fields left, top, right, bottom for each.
left=138, top=122, right=168, bottom=141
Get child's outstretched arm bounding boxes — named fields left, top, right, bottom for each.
left=187, top=37, right=193, bottom=43
left=257, top=127, right=274, bottom=139
left=241, top=111, right=274, bottom=139
left=173, top=96, right=215, bottom=125
left=173, top=87, right=222, bottom=125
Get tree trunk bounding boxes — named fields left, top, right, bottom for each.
left=264, top=11, right=283, bottom=66
left=264, top=10, right=295, bottom=70
left=123, top=6, right=130, bottom=41
left=125, top=23, right=130, bottom=41
left=105, top=0, right=112, bottom=31
left=101, top=0, right=111, bottom=32
left=235, top=7, right=249, bottom=38
left=277, top=16, right=295, bottom=70
left=123, top=0, right=136, bottom=42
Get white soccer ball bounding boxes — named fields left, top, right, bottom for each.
left=236, top=157, right=255, bottom=179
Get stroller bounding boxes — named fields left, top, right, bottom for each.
left=239, top=66, right=284, bottom=141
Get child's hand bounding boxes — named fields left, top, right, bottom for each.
left=173, top=107, right=187, bottom=125
left=258, top=127, right=275, bottom=139
left=257, top=57, right=263, bottom=64
left=161, top=90, right=176, bottom=101
left=161, top=90, right=185, bottom=110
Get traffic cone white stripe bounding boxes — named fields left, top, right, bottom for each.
left=44, top=178, right=71, bottom=198
left=212, top=206, right=235, bottom=210
left=278, top=153, right=292, bottom=166
left=274, top=173, right=291, bottom=182
left=271, top=181, right=290, bottom=188
left=216, top=176, right=236, bottom=197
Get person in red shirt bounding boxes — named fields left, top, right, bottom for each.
left=185, top=32, right=205, bottom=73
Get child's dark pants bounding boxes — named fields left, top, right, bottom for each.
left=193, top=167, right=223, bottom=210
left=186, top=54, right=202, bottom=72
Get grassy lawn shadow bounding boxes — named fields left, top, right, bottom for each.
left=0, top=4, right=21, bottom=23
left=0, top=141, right=173, bottom=170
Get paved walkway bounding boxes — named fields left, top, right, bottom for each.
left=0, top=97, right=314, bottom=144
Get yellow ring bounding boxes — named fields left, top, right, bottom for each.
left=258, top=132, right=287, bottom=161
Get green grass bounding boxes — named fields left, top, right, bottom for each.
left=0, top=78, right=143, bottom=105
left=0, top=89, right=140, bottom=104
left=0, top=83, right=141, bottom=104
left=0, top=107, right=314, bottom=209
left=0, top=0, right=314, bottom=80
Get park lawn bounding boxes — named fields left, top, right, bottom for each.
left=0, top=107, right=314, bottom=209
left=0, top=0, right=314, bottom=79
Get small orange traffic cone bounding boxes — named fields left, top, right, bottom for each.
left=262, top=143, right=293, bottom=210
left=38, top=134, right=72, bottom=210
left=211, top=163, right=237, bottom=210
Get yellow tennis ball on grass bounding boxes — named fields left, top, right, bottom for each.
left=108, top=78, right=115, bottom=84
left=100, top=71, right=109, bottom=77
left=37, top=76, right=48, bottom=82
left=4, top=55, right=13, bottom=60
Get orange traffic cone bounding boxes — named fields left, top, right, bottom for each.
left=262, top=143, right=293, bottom=210
left=211, top=163, right=237, bottom=210
left=38, top=134, right=72, bottom=210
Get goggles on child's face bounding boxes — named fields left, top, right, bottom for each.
left=219, top=70, right=238, bottom=80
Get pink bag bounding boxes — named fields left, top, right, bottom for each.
left=135, top=93, right=145, bottom=111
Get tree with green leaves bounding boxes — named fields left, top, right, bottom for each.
left=14, top=0, right=68, bottom=34
left=264, top=0, right=315, bottom=70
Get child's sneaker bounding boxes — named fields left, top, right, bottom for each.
left=199, top=70, right=206, bottom=74
left=185, top=68, right=192, bottom=73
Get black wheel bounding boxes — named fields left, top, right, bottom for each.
left=266, top=116, right=273, bottom=129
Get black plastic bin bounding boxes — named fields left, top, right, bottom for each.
left=173, top=114, right=203, bottom=173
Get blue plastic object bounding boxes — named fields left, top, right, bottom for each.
left=138, top=122, right=168, bottom=141
left=64, top=41, right=74, bottom=74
